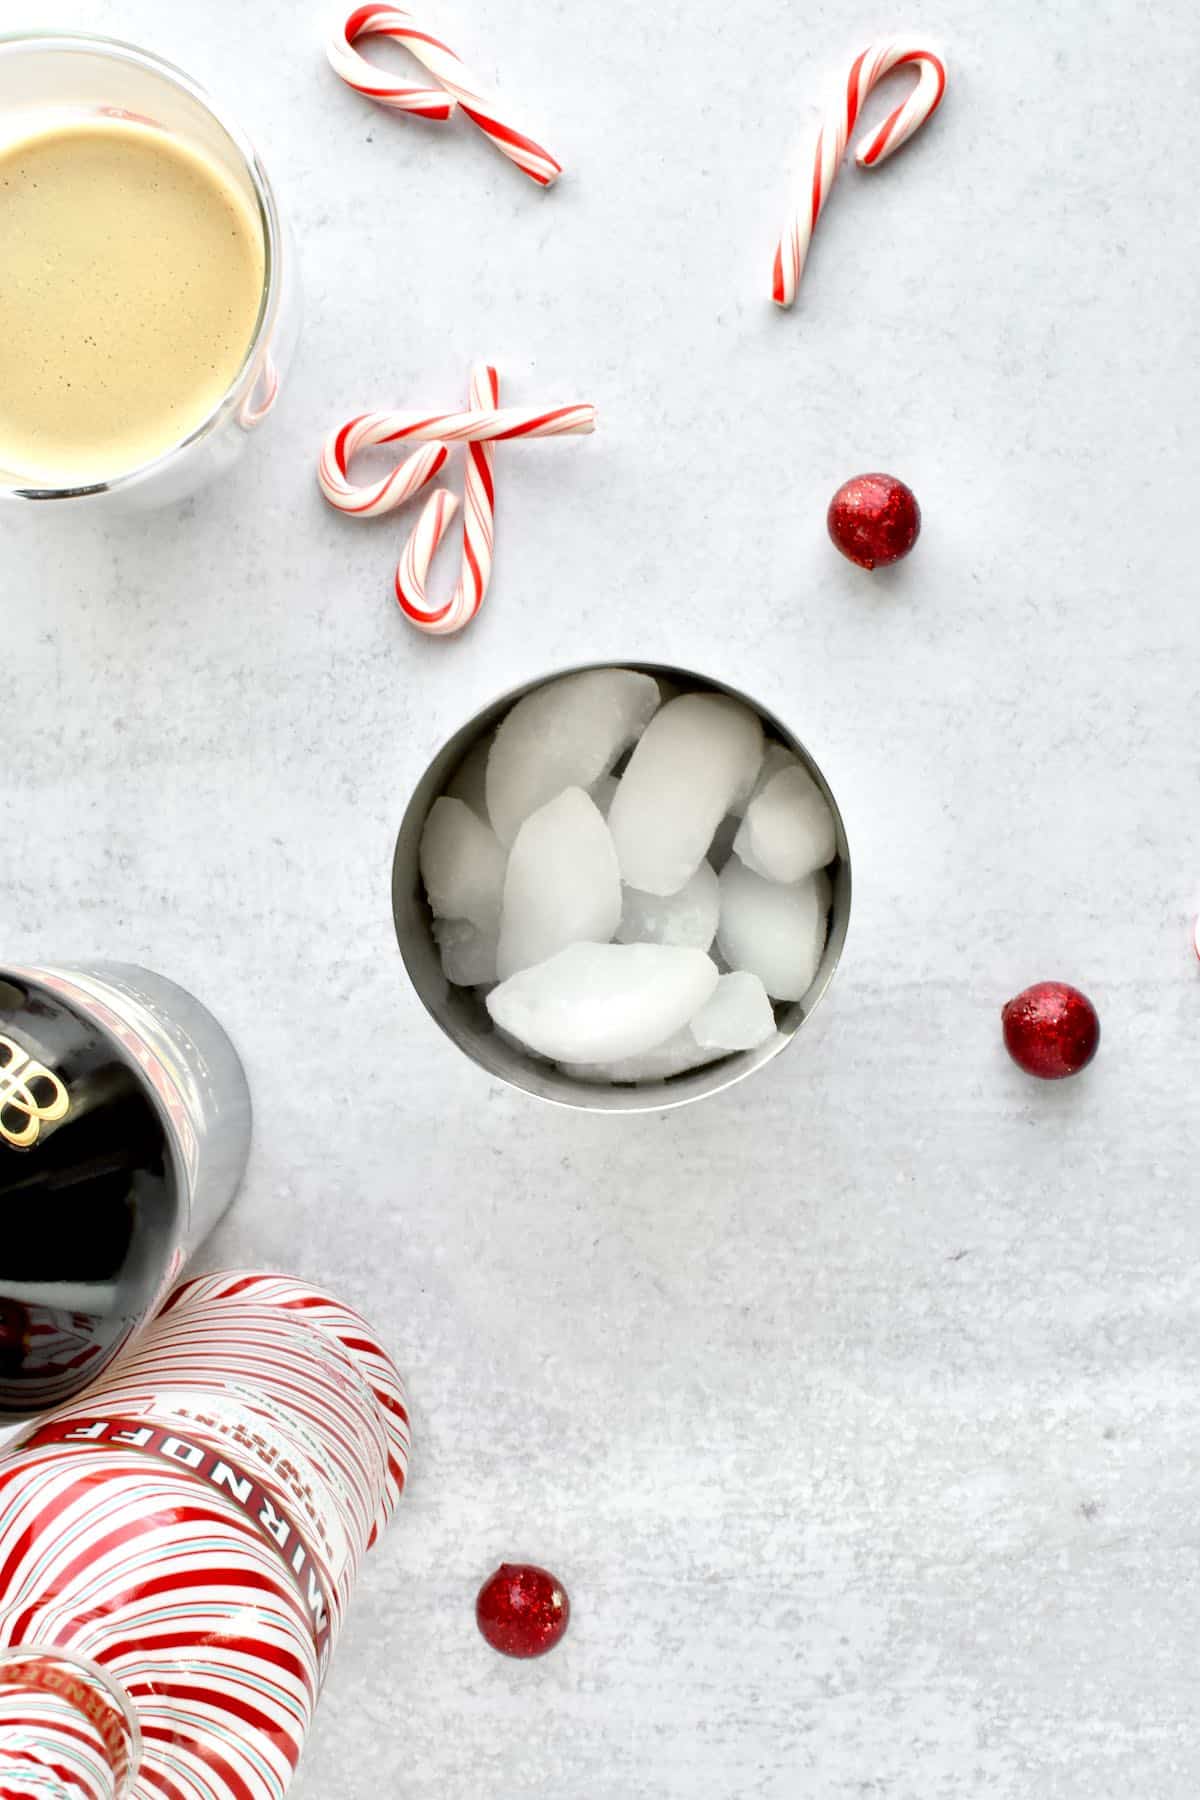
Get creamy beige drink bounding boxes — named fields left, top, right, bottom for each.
left=0, top=118, right=265, bottom=484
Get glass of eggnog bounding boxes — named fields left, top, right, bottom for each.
left=0, top=34, right=295, bottom=506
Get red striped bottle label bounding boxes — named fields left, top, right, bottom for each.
left=23, top=1417, right=335, bottom=1673
left=0, top=1653, right=134, bottom=1790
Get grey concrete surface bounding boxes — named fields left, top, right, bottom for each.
left=5, top=1, right=1200, bottom=1794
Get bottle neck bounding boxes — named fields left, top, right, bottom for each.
left=0, top=1650, right=139, bottom=1800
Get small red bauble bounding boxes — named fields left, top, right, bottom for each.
left=1001, top=982, right=1100, bottom=1080
left=476, top=1563, right=569, bottom=1659
left=827, top=472, right=921, bottom=570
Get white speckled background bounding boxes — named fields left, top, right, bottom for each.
left=6, top=1, right=1200, bottom=1794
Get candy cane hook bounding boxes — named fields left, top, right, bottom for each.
left=318, top=371, right=594, bottom=637
left=771, top=39, right=947, bottom=308
left=329, top=5, right=561, bottom=187
left=318, top=416, right=450, bottom=518
left=396, top=362, right=499, bottom=636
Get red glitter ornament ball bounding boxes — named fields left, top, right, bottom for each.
left=476, top=1563, right=570, bottom=1659
left=827, top=472, right=921, bottom=570
left=1001, top=982, right=1100, bottom=1080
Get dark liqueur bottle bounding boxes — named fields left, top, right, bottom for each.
left=0, top=962, right=250, bottom=1413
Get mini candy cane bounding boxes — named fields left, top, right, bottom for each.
left=396, top=362, right=498, bottom=635
left=329, top=5, right=561, bottom=187
left=324, top=398, right=594, bottom=459
left=317, top=399, right=592, bottom=517
left=318, top=426, right=449, bottom=518
left=327, top=5, right=452, bottom=119
left=319, top=373, right=595, bottom=636
left=771, top=39, right=946, bottom=307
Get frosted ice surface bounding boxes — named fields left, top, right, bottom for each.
left=487, top=942, right=719, bottom=1063
left=560, top=969, right=776, bottom=1080
left=443, top=734, right=493, bottom=819
left=561, top=1027, right=718, bottom=1085
left=419, top=797, right=507, bottom=931
left=485, top=670, right=661, bottom=847
left=716, top=858, right=828, bottom=1001
left=608, top=694, right=764, bottom=896
left=492, top=1021, right=554, bottom=1064
left=616, top=860, right=719, bottom=950
left=733, top=764, right=837, bottom=884
left=432, top=916, right=499, bottom=987
left=730, top=743, right=797, bottom=818
left=496, top=788, right=621, bottom=981
left=691, top=970, right=776, bottom=1050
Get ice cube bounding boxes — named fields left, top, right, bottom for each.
left=733, top=764, right=837, bottom=884
left=691, top=970, right=776, bottom=1049
left=616, top=860, right=719, bottom=950
left=608, top=694, right=764, bottom=896
left=716, top=858, right=828, bottom=1001
left=730, top=747, right=765, bottom=815
left=432, top=916, right=499, bottom=987
left=486, top=669, right=661, bottom=848
left=591, top=773, right=620, bottom=817
left=561, top=1027, right=718, bottom=1085
left=496, top=788, right=621, bottom=980
left=443, top=733, right=493, bottom=819
left=729, top=742, right=797, bottom=818
left=492, top=1021, right=553, bottom=1064
left=562, top=967, right=776, bottom=1079
left=419, top=797, right=507, bottom=930
left=487, top=942, right=719, bottom=1063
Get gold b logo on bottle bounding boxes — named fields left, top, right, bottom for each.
left=0, top=1036, right=69, bottom=1149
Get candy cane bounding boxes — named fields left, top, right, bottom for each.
left=318, top=423, right=449, bottom=519
left=395, top=362, right=497, bottom=635
left=771, top=40, right=946, bottom=307
left=327, top=5, right=452, bottom=119
left=328, top=5, right=561, bottom=187
left=326, top=401, right=595, bottom=454
left=318, top=400, right=593, bottom=519
left=319, top=375, right=594, bottom=635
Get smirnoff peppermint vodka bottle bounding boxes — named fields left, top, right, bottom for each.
left=0, top=1270, right=410, bottom=1800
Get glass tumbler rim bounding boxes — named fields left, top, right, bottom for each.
left=0, top=30, right=284, bottom=501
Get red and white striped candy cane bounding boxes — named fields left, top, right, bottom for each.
left=329, top=4, right=561, bottom=187
left=0, top=1271, right=409, bottom=1800
left=318, top=398, right=594, bottom=518
left=327, top=4, right=452, bottom=120
left=318, top=423, right=449, bottom=519
left=325, top=399, right=595, bottom=456
left=319, top=378, right=594, bottom=635
left=771, top=39, right=947, bottom=307
left=396, top=362, right=498, bottom=635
